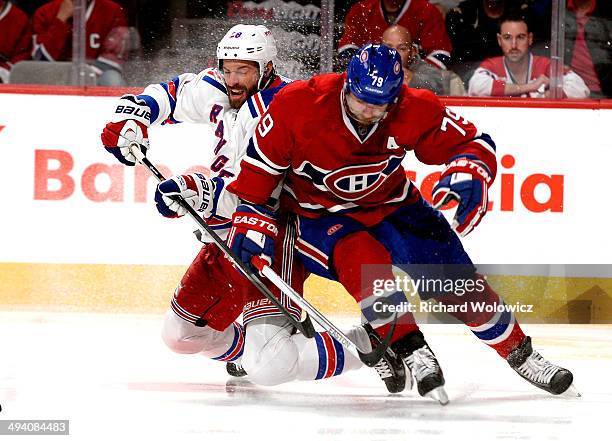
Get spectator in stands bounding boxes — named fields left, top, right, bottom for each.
left=382, top=24, right=466, bottom=95
left=468, top=12, right=589, bottom=98
left=32, top=0, right=129, bottom=85
left=565, top=0, right=612, bottom=98
left=337, top=0, right=452, bottom=70
left=0, top=0, right=32, bottom=83
left=447, top=0, right=535, bottom=64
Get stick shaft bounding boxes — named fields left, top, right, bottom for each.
left=261, top=265, right=362, bottom=358
left=137, top=154, right=313, bottom=336
left=127, top=141, right=391, bottom=366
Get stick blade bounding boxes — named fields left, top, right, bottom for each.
left=357, top=312, right=399, bottom=367
left=298, top=315, right=315, bottom=338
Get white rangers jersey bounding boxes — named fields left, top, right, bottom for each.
left=136, top=68, right=290, bottom=240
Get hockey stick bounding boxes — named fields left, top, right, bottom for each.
left=251, top=256, right=398, bottom=367
left=127, top=142, right=395, bottom=367
left=126, top=143, right=314, bottom=338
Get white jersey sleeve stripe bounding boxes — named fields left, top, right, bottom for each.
left=202, top=75, right=227, bottom=95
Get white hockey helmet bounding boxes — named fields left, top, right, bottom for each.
left=216, top=24, right=278, bottom=89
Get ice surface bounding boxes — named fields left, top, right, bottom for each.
left=0, top=312, right=609, bottom=440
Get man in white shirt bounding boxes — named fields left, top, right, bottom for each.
left=468, top=12, right=589, bottom=98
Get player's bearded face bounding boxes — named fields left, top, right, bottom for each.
left=345, top=92, right=390, bottom=125
left=222, top=60, right=260, bottom=109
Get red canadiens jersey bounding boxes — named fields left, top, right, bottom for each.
left=228, top=73, right=497, bottom=227
left=338, top=0, right=452, bottom=68
left=32, top=0, right=127, bottom=68
left=0, top=1, right=32, bottom=80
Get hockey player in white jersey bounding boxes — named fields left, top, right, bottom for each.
left=101, top=25, right=410, bottom=396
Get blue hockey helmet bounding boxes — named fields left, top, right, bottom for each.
left=346, top=44, right=404, bottom=106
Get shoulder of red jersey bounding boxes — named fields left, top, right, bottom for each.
left=531, top=55, right=552, bottom=72
left=394, top=85, right=443, bottom=120
left=33, top=0, right=58, bottom=17
left=479, top=56, right=504, bottom=73
left=3, top=2, right=29, bottom=23
left=270, top=73, right=344, bottom=108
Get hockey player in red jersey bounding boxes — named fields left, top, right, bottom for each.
left=228, top=43, right=577, bottom=398
left=101, top=26, right=407, bottom=394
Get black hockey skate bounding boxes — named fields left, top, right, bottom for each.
left=363, top=323, right=407, bottom=394
left=392, top=330, right=449, bottom=405
left=507, top=336, right=579, bottom=396
left=226, top=360, right=247, bottom=378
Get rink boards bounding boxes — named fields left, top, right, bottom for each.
left=0, top=87, right=611, bottom=322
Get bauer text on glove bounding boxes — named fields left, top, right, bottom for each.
left=100, top=95, right=151, bottom=166
left=154, top=173, right=218, bottom=218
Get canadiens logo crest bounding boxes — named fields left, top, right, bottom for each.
left=393, top=61, right=401, bottom=75
left=323, top=160, right=395, bottom=201
left=360, top=50, right=369, bottom=63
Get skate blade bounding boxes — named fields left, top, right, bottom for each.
left=225, top=377, right=255, bottom=394
left=560, top=384, right=581, bottom=398
left=406, top=373, right=414, bottom=391
left=425, top=386, right=449, bottom=405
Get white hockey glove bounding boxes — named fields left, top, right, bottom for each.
left=432, top=155, right=492, bottom=237
left=154, top=173, right=217, bottom=218
left=101, top=95, right=151, bottom=166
